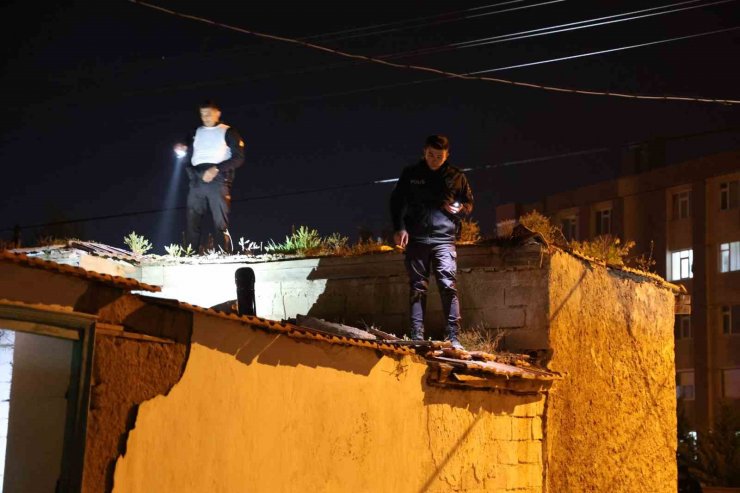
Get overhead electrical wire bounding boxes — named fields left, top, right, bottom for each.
left=305, top=0, right=567, bottom=42
left=129, top=0, right=740, bottom=105
left=301, top=0, right=532, bottom=41
left=381, top=0, right=734, bottom=59
left=470, top=25, right=740, bottom=73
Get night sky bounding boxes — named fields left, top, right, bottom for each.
left=1, top=0, right=738, bottom=252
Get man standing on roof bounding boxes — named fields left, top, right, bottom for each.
left=390, top=135, right=474, bottom=349
left=174, top=100, right=245, bottom=254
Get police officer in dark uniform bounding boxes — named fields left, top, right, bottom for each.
left=390, top=135, right=474, bottom=349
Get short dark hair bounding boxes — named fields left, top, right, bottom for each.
left=199, top=100, right=220, bottom=110
left=424, top=135, right=449, bottom=151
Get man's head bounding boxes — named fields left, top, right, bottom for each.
left=199, top=100, right=222, bottom=127
left=423, top=134, right=450, bottom=170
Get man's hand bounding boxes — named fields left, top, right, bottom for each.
left=394, top=230, right=409, bottom=248
left=202, top=166, right=219, bottom=183
left=174, top=143, right=188, bottom=156
left=444, top=201, right=462, bottom=215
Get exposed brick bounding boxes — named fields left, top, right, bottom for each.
left=498, top=441, right=519, bottom=465
left=504, top=286, right=532, bottom=306
left=518, top=440, right=543, bottom=464
left=482, top=307, right=526, bottom=329
left=531, top=416, right=543, bottom=440
left=512, top=417, right=533, bottom=440
left=505, top=328, right=548, bottom=351
left=493, top=416, right=513, bottom=440
left=505, top=463, right=532, bottom=490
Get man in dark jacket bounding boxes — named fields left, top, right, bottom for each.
left=390, top=135, right=474, bottom=348
left=174, top=100, right=245, bottom=254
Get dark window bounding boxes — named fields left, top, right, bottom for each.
left=675, top=315, right=691, bottom=339
left=722, top=305, right=740, bottom=335
left=672, top=191, right=691, bottom=220
left=595, top=209, right=611, bottom=236
left=561, top=216, right=578, bottom=241
left=720, top=180, right=739, bottom=210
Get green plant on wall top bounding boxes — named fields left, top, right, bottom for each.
left=164, top=243, right=193, bottom=258
left=123, top=231, right=153, bottom=256
left=266, top=225, right=323, bottom=255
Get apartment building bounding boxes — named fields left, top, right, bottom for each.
left=497, top=149, right=740, bottom=431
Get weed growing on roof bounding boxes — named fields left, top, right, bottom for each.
left=458, top=324, right=508, bottom=354
left=323, top=232, right=349, bottom=255
left=514, top=211, right=648, bottom=269
left=628, top=240, right=657, bottom=273
left=164, top=243, right=194, bottom=258
left=519, top=210, right=564, bottom=245
left=265, top=226, right=393, bottom=257
left=570, top=235, right=635, bottom=266
left=456, top=218, right=481, bottom=245
left=123, top=231, right=153, bottom=256
left=266, top=225, right=323, bottom=255
left=238, top=237, right=263, bottom=255
left=495, top=219, right=517, bottom=239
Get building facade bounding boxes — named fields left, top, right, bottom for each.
left=497, top=150, right=740, bottom=431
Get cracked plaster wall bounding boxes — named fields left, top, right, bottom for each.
left=111, top=312, right=546, bottom=493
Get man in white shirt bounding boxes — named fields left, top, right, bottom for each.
left=174, top=101, right=245, bottom=254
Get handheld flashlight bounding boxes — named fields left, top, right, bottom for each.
left=175, top=148, right=187, bottom=159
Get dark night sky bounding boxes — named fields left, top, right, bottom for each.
left=1, top=0, right=738, bottom=251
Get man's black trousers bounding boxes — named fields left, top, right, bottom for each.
left=186, top=181, right=233, bottom=253
left=404, top=242, right=461, bottom=341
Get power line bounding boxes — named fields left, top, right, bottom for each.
left=222, top=25, right=740, bottom=109
left=128, top=0, right=740, bottom=105
left=381, top=0, right=732, bottom=59
left=26, top=1, right=735, bottom=108
left=471, top=25, right=740, bottom=73
left=309, top=0, right=567, bottom=43
left=302, top=0, right=531, bottom=41
left=119, top=0, right=559, bottom=69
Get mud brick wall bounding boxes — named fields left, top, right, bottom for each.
left=139, top=244, right=550, bottom=344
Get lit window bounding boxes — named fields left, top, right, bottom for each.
left=677, top=371, right=695, bottom=400
left=722, top=368, right=740, bottom=399
left=595, top=209, right=611, bottom=236
left=561, top=216, right=578, bottom=241
left=723, top=306, right=740, bottom=335
left=670, top=249, right=693, bottom=281
left=674, top=315, right=691, bottom=339
left=720, top=242, right=740, bottom=273
left=672, top=191, right=691, bottom=220
left=720, top=180, right=739, bottom=210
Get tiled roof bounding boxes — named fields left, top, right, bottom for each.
left=0, top=251, right=160, bottom=292
left=141, top=296, right=557, bottom=383
left=11, top=240, right=139, bottom=262
left=67, top=240, right=139, bottom=261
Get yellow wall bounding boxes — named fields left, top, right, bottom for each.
left=112, top=313, right=546, bottom=493
left=546, top=251, right=678, bottom=492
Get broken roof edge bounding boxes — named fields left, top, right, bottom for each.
left=0, top=250, right=161, bottom=293
left=137, top=295, right=559, bottom=383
